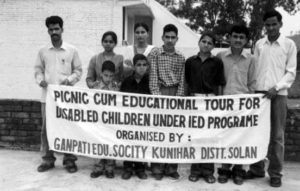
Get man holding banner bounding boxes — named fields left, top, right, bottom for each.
left=185, top=32, right=225, bottom=184
left=217, top=25, right=256, bottom=185
left=34, top=16, right=82, bottom=173
left=149, top=24, right=185, bottom=180
left=246, top=9, right=297, bottom=187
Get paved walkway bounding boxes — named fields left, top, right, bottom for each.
left=0, top=149, right=300, bottom=191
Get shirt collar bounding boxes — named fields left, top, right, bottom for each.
left=47, top=41, right=67, bottom=50
left=262, top=34, right=285, bottom=47
left=224, top=47, right=248, bottom=58
left=161, top=46, right=180, bottom=55
left=196, top=52, right=212, bottom=59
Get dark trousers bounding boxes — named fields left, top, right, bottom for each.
left=151, top=85, right=179, bottom=175
left=190, top=163, right=214, bottom=176
left=123, top=161, right=145, bottom=173
left=248, top=95, right=287, bottom=178
left=40, top=103, right=77, bottom=164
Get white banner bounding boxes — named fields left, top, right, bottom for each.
left=46, top=85, right=270, bottom=164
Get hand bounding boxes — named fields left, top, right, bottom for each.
left=61, top=79, right=70, bottom=86
left=39, top=80, right=48, bottom=88
left=124, top=59, right=133, bottom=68
left=263, top=87, right=278, bottom=99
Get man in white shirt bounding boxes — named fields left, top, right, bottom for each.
left=34, top=16, right=82, bottom=173
left=245, top=9, right=297, bottom=187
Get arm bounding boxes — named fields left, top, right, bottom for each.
left=149, top=48, right=161, bottom=95
left=176, top=57, right=186, bottom=96
left=86, top=56, right=97, bottom=88
left=34, top=50, right=47, bottom=88
left=275, top=41, right=297, bottom=90
left=248, top=56, right=256, bottom=93
left=65, top=49, right=82, bottom=85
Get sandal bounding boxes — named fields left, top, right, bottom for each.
left=188, top=174, right=200, bottom=182
left=204, top=175, right=216, bottom=184
left=63, top=161, right=78, bottom=173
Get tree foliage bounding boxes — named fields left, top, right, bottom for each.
left=157, top=0, right=299, bottom=43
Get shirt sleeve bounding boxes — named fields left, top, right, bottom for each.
left=184, top=57, right=191, bottom=86
left=216, top=58, right=226, bottom=86
left=34, top=50, right=45, bottom=85
left=67, top=49, right=82, bottom=85
left=275, top=41, right=297, bottom=90
left=86, top=56, right=97, bottom=88
left=149, top=48, right=161, bottom=95
left=247, top=55, right=256, bottom=93
left=176, top=57, right=185, bottom=96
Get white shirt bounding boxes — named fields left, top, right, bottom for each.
left=254, top=35, right=297, bottom=95
left=34, top=42, right=82, bottom=102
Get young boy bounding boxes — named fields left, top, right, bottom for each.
left=90, top=60, right=118, bottom=178
left=185, top=32, right=226, bottom=184
left=148, top=24, right=185, bottom=180
left=120, top=54, right=150, bottom=180
left=217, top=25, right=256, bottom=185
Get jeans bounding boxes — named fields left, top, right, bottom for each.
left=249, top=95, right=287, bottom=178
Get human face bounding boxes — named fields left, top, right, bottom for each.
left=48, top=23, right=63, bottom=42
left=198, top=36, right=214, bottom=54
left=134, top=59, right=148, bottom=77
left=102, top=70, right=114, bottom=85
left=135, top=26, right=149, bottom=44
left=264, top=16, right=282, bottom=39
left=229, top=32, right=247, bottom=49
left=162, top=31, right=178, bottom=49
left=102, top=35, right=116, bottom=52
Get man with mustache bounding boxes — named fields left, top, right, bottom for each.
left=34, top=15, right=82, bottom=173
left=149, top=24, right=185, bottom=180
left=216, top=25, right=256, bottom=185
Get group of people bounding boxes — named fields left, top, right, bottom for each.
left=34, top=8, right=297, bottom=188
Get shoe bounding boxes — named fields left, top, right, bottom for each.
left=204, top=175, right=216, bottom=184
left=245, top=171, right=265, bottom=179
left=90, top=171, right=103, bottom=178
left=166, top=172, right=180, bottom=180
left=105, top=171, right=114, bottom=178
left=270, top=177, right=282, bottom=187
left=233, top=175, right=244, bottom=185
left=122, top=171, right=132, bottom=180
left=37, top=163, right=54, bottom=172
left=153, top=173, right=163, bottom=180
left=188, top=174, right=200, bottom=182
left=136, top=171, right=147, bottom=179
left=217, top=174, right=229, bottom=184
left=63, top=161, right=78, bottom=173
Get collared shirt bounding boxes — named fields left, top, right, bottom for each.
left=86, top=52, right=123, bottom=87
left=120, top=73, right=150, bottom=94
left=34, top=42, right=82, bottom=102
left=149, top=46, right=185, bottom=96
left=254, top=35, right=297, bottom=95
left=93, top=78, right=119, bottom=91
left=217, top=48, right=256, bottom=95
left=185, top=53, right=225, bottom=95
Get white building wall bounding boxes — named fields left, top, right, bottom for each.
left=0, top=0, right=123, bottom=100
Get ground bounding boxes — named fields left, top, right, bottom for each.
left=0, top=149, right=300, bottom=191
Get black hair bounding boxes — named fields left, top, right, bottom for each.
left=134, top=23, right=149, bottom=32
left=102, top=60, right=115, bottom=73
left=230, top=25, right=250, bottom=40
left=133, top=54, right=148, bottom=66
left=101, top=31, right=118, bottom=44
left=163, top=24, right=178, bottom=36
left=199, top=32, right=216, bottom=45
left=263, top=9, right=282, bottom=22
left=45, top=16, right=63, bottom=28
